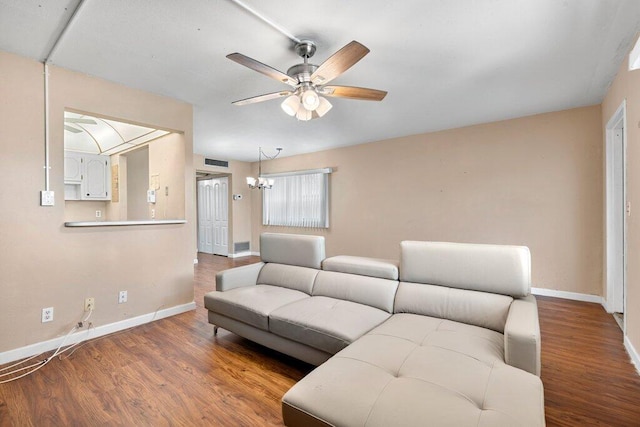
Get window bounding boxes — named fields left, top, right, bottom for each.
left=262, top=168, right=331, bottom=228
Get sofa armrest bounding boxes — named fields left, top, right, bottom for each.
left=215, top=262, right=265, bottom=291
left=504, top=294, right=541, bottom=376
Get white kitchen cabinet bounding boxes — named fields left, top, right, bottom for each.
left=64, top=151, right=83, bottom=184
left=64, top=151, right=111, bottom=201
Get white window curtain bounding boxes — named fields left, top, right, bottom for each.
left=262, top=168, right=331, bottom=228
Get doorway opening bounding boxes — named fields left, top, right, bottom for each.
left=197, top=175, right=229, bottom=256
left=605, top=100, right=627, bottom=332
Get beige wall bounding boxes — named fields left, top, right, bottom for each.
left=193, top=154, right=252, bottom=254
left=602, top=37, right=640, bottom=357
left=0, top=50, right=195, bottom=354
left=149, top=133, right=186, bottom=220
left=252, top=105, right=604, bottom=296
left=126, top=146, right=150, bottom=220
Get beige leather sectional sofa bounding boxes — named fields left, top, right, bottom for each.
left=204, top=233, right=545, bottom=426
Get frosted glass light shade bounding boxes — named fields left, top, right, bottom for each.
left=301, top=89, right=320, bottom=111
left=281, top=95, right=300, bottom=116
left=296, top=108, right=313, bottom=121
left=315, top=97, right=333, bottom=117
left=246, top=177, right=256, bottom=187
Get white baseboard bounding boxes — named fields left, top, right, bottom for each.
left=0, top=302, right=196, bottom=365
left=228, top=251, right=251, bottom=258
left=531, top=287, right=604, bottom=305
left=624, top=335, right=640, bottom=375
left=228, top=251, right=260, bottom=258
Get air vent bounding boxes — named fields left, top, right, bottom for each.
left=204, top=158, right=228, bottom=168
left=234, top=241, right=250, bottom=252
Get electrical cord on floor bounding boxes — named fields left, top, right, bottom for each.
left=1, top=302, right=169, bottom=383
left=0, top=308, right=94, bottom=384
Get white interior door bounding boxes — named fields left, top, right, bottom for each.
left=606, top=101, right=626, bottom=316
left=611, top=127, right=625, bottom=313
left=197, top=180, right=214, bottom=254
left=212, top=177, right=229, bottom=256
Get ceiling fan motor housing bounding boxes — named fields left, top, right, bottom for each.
left=287, top=63, right=318, bottom=84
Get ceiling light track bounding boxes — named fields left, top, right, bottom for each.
left=227, top=0, right=300, bottom=44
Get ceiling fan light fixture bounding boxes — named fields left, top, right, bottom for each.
left=301, top=89, right=320, bottom=111
left=228, top=40, right=386, bottom=121
left=281, top=95, right=300, bottom=116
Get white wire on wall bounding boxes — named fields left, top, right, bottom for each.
left=263, top=170, right=330, bottom=228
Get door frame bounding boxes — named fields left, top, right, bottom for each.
left=605, top=99, right=627, bottom=329
left=196, top=172, right=232, bottom=257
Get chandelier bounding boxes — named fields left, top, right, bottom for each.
left=246, top=147, right=282, bottom=189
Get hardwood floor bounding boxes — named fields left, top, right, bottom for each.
left=1, top=253, right=639, bottom=426
left=538, top=296, right=640, bottom=426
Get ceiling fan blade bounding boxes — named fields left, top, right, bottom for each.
left=321, top=85, right=387, bottom=101
left=64, top=124, right=82, bottom=133
left=65, top=118, right=97, bottom=125
left=227, top=53, right=298, bottom=87
left=232, top=90, right=293, bottom=106
left=311, top=41, right=370, bottom=85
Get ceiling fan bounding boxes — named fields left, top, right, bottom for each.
left=64, top=117, right=97, bottom=133
left=227, top=40, right=387, bottom=121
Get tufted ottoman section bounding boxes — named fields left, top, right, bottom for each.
left=282, top=313, right=545, bottom=427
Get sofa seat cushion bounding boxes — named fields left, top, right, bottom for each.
left=282, top=313, right=545, bottom=427
left=269, top=296, right=391, bottom=354
left=204, top=285, right=309, bottom=331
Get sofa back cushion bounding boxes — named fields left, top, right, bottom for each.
left=400, top=241, right=531, bottom=298
left=260, top=233, right=325, bottom=269
left=257, top=263, right=319, bottom=294
left=322, top=256, right=399, bottom=280
left=394, top=282, right=513, bottom=333
left=312, top=270, right=398, bottom=313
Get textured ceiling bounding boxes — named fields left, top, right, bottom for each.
left=1, top=0, right=639, bottom=161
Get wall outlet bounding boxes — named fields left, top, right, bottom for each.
left=42, top=307, right=53, bottom=323
left=96, top=210, right=102, bottom=218
left=40, top=190, right=55, bottom=206
left=84, top=297, right=95, bottom=312
left=118, top=290, right=128, bottom=304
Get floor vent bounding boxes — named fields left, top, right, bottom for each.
left=204, top=158, right=228, bottom=168
left=234, top=241, right=250, bottom=252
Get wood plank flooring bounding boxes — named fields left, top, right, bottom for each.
left=0, top=253, right=639, bottom=426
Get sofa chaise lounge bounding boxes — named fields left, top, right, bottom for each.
left=204, top=233, right=545, bottom=426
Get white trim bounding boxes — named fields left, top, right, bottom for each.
left=604, top=99, right=627, bottom=315
left=65, top=219, right=187, bottom=227
left=624, top=335, right=640, bottom=375
left=0, top=302, right=196, bottom=365
left=531, top=287, right=604, bottom=305
left=629, top=37, right=640, bottom=71
left=228, top=251, right=252, bottom=258
left=262, top=167, right=332, bottom=178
